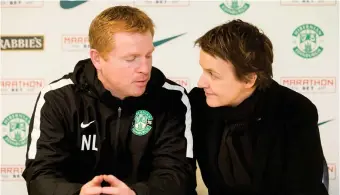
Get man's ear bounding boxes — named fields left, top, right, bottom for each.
left=90, top=49, right=102, bottom=70
left=244, top=73, right=257, bottom=88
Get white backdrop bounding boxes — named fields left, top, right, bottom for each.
left=0, top=1, right=339, bottom=195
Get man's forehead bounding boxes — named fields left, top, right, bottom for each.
left=110, top=43, right=154, bottom=56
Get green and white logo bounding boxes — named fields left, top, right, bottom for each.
left=292, top=24, right=324, bottom=59
left=60, top=0, right=87, bottom=9
left=220, top=0, right=250, bottom=15
left=131, top=110, right=153, bottom=136
left=2, top=113, right=30, bottom=147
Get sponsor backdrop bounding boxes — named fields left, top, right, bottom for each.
left=0, top=0, right=339, bottom=195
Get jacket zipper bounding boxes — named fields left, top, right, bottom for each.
left=114, top=107, right=122, bottom=173
left=115, top=107, right=122, bottom=146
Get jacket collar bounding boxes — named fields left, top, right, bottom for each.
left=216, top=80, right=280, bottom=123
left=71, top=58, right=166, bottom=108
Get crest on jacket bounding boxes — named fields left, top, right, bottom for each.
left=131, top=110, right=153, bottom=136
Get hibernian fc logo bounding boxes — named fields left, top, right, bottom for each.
left=220, top=0, right=250, bottom=15
left=2, top=113, right=30, bottom=147
left=292, top=24, right=324, bottom=59
left=131, top=110, right=153, bottom=136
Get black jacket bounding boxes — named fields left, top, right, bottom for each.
left=22, top=59, right=196, bottom=195
left=189, top=81, right=328, bottom=195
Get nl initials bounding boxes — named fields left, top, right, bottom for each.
left=81, top=134, right=98, bottom=151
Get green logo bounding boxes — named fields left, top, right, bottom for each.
left=153, top=33, right=185, bottom=47
left=131, top=110, right=153, bottom=136
left=2, top=113, right=30, bottom=147
left=60, top=0, right=87, bottom=9
left=318, top=119, right=333, bottom=126
left=220, top=0, right=250, bottom=15
left=292, top=24, right=324, bottom=59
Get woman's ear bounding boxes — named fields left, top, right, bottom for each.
left=244, top=73, right=257, bottom=88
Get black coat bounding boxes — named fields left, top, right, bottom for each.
left=22, top=59, right=196, bottom=195
left=189, top=80, right=328, bottom=195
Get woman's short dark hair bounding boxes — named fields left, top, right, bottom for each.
left=195, top=19, right=274, bottom=90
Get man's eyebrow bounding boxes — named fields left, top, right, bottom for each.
left=122, top=48, right=155, bottom=57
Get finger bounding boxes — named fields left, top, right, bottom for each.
left=83, top=186, right=102, bottom=195
left=101, top=186, right=120, bottom=194
left=103, top=175, right=123, bottom=187
left=90, top=175, right=104, bottom=186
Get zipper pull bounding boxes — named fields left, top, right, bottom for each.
left=118, top=107, right=122, bottom=118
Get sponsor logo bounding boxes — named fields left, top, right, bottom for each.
left=318, top=119, right=333, bottom=126
left=280, top=77, right=335, bottom=93
left=153, top=33, right=185, bottom=47
left=80, top=120, right=95, bottom=129
left=292, top=24, right=324, bottom=59
left=1, top=35, right=44, bottom=51
left=169, top=77, right=191, bottom=92
left=1, top=0, right=44, bottom=8
left=0, top=165, right=25, bottom=181
left=0, top=79, right=44, bottom=95
left=62, top=35, right=89, bottom=51
left=328, top=163, right=336, bottom=180
left=2, top=113, right=30, bottom=147
left=60, top=0, right=87, bottom=9
left=62, top=33, right=185, bottom=51
left=131, top=110, right=153, bottom=136
left=220, top=0, right=250, bottom=15
left=280, top=0, right=336, bottom=6
left=134, top=0, right=190, bottom=7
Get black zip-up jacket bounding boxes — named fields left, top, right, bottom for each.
left=189, top=81, right=328, bottom=195
left=22, top=59, right=196, bottom=195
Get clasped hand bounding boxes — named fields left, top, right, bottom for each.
left=80, top=175, right=135, bottom=195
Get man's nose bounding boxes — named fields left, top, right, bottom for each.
left=137, top=58, right=151, bottom=74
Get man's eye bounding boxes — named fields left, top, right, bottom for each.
left=126, top=56, right=136, bottom=62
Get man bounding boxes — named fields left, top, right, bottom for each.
left=189, top=19, right=328, bottom=195
left=22, top=6, right=196, bottom=195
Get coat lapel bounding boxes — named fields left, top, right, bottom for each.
left=252, top=117, right=274, bottom=190
left=252, top=81, right=282, bottom=191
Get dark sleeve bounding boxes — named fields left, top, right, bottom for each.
left=22, top=92, right=83, bottom=195
left=130, top=89, right=197, bottom=195
left=283, top=99, right=328, bottom=195
left=189, top=88, right=218, bottom=194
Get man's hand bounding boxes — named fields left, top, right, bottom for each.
left=80, top=175, right=104, bottom=195
left=101, top=175, right=136, bottom=195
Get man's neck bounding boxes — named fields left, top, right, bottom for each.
left=97, top=71, right=125, bottom=100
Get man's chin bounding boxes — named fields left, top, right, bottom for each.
left=130, top=88, right=147, bottom=97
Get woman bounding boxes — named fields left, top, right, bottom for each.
left=189, top=19, right=328, bottom=195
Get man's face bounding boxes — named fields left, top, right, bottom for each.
left=98, top=31, right=154, bottom=99
left=197, top=50, right=251, bottom=107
